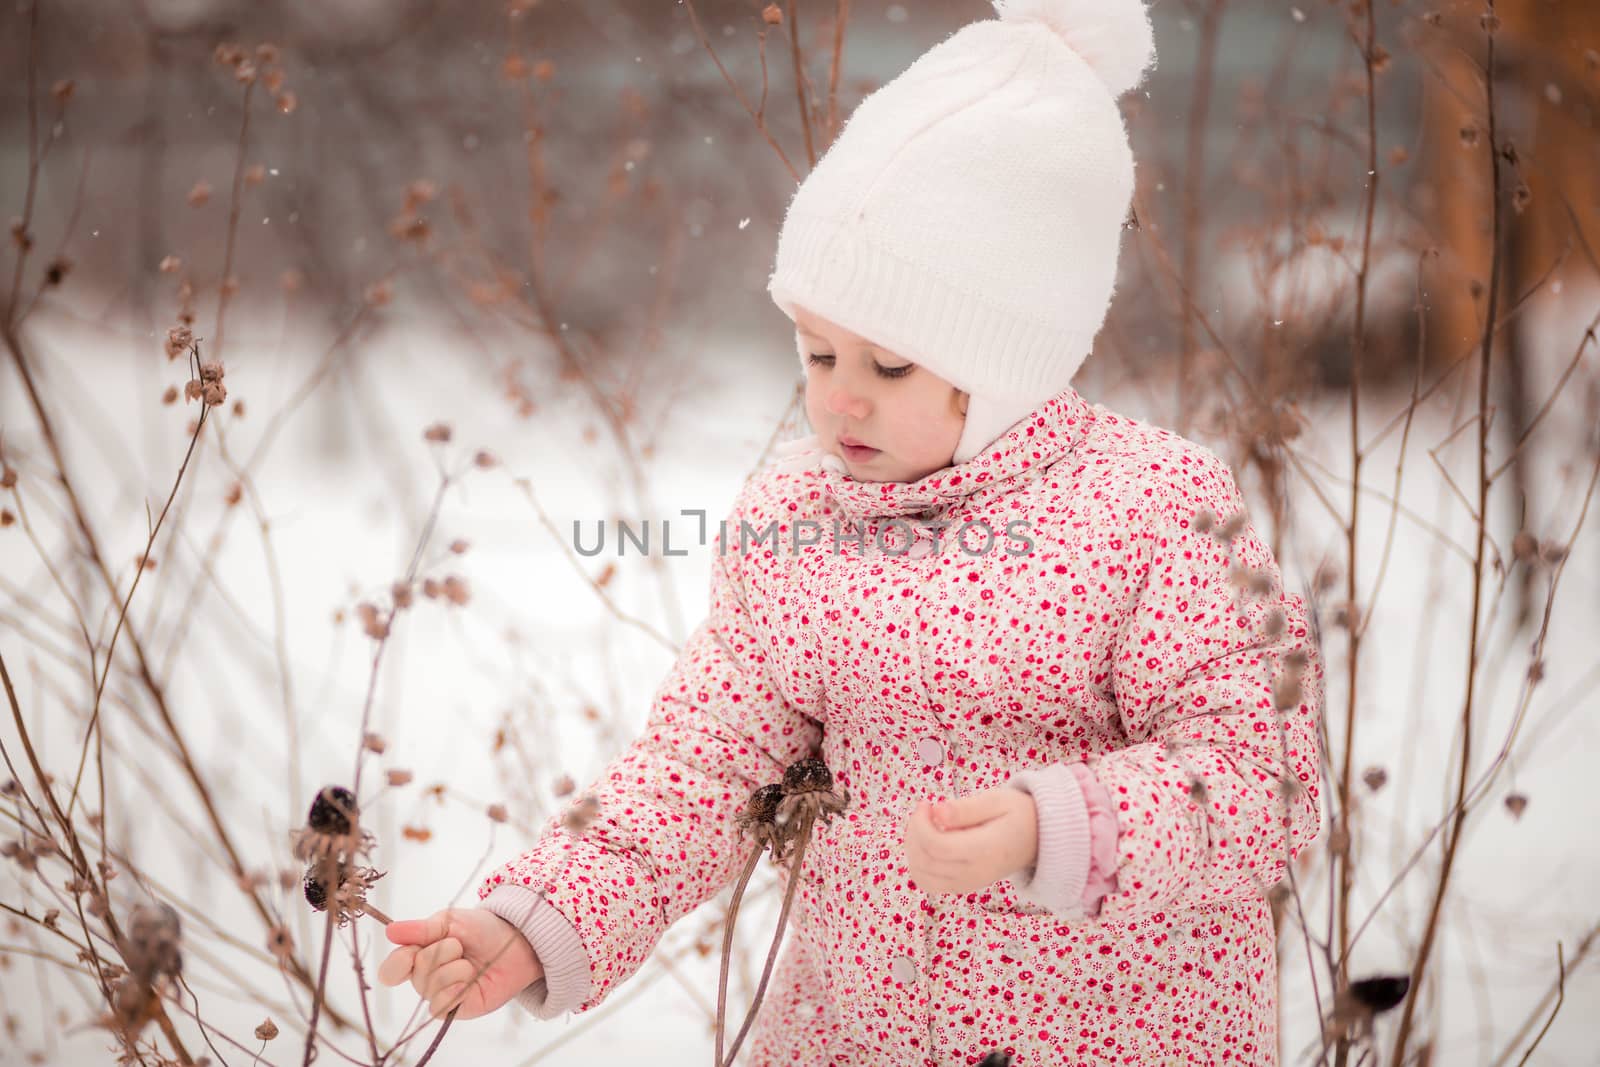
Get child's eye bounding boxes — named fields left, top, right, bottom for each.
left=805, top=352, right=913, bottom=380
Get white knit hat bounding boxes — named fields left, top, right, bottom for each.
left=769, top=0, right=1156, bottom=464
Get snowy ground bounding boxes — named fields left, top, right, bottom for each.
left=2, top=281, right=1599, bottom=1064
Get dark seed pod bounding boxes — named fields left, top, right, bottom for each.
left=1349, top=974, right=1410, bottom=1014
left=978, top=1052, right=1013, bottom=1067
left=781, top=758, right=834, bottom=795
left=307, top=785, right=358, bottom=835
left=742, top=783, right=786, bottom=825
left=303, top=865, right=330, bottom=912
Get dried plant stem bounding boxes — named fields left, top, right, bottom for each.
left=715, top=845, right=766, bottom=1067
left=3, top=0, right=39, bottom=326
left=1389, top=7, right=1503, bottom=1063
left=1332, top=13, right=1383, bottom=1066
left=0, top=327, right=355, bottom=1028
left=67, top=372, right=211, bottom=821
left=212, top=79, right=255, bottom=363
left=681, top=0, right=801, bottom=183
left=413, top=1006, right=460, bottom=1067
left=301, top=906, right=339, bottom=1066
left=1175, top=0, right=1222, bottom=438
left=786, top=1, right=817, bottom=168
left=724, top=808, right=815, bottom=1067
left=825, top=0, right=851, bottom=144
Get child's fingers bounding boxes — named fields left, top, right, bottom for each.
left=414, top=936, right=464, bottom=984
left=377, top=945, right=419, bottom=987
left=429, top=982, right=470, bottom=1021
left=385, top=910, right=454, bottom=947
left=423, top=957, right=479, bottom=1005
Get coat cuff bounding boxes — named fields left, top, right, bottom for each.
left=1003, top=763, right=1095, bottom=919
left=482, top=885, right=593, bottom=1018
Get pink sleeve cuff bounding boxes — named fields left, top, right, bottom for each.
left=1071, top=762, right=1121, bottom=914
left=481, top=885, right=594, bottom=1018
left=1004, top=763, right=1120, bottom=918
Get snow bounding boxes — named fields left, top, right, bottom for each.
left=2, top=285, right=1598, bottom=1063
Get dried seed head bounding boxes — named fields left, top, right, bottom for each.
left=487, top=803, right=508, bottom=823
left=0, top=466, right=15, bottom=489
left=552, top=774, right=575, bottom=797
left=1263, top=608, right=1287, bottom=638
left=294, top=784, right=373, bottom=864
left=1272, top=673, right=1302, bottom=713
left=562, top=795, right=601, bottom=835
left=1326, top=820, right=1350, bottom=856
left=302, top=866, right=328, bottom=911
left=1527, top=659, right=1545, bottom=684
left=386, top=768, right=414, bottom=787
left=303, top=861, right=385, bottom=926
left=442, top=575, right=471, bottom=606
left=362, top=732, right=387, bottom=755
left=781, top=758, right=835, bottom=795
left=738, top=783, right=786, bottom=829
left=1192, top=508, right=1215, bottom=534
left=308, top=786, right=358, bottom=834
left=1214, top=512, right=1247, bottom=544
left=254, top=1018, right=279, bottom=1041
left=761, top=3, right=782, bottom=25
left=473, top=449, right=498, bottom=469
left=1511, top=530, right=1538, bottom=562
left=187, top=181, right=212, bottom=207
left=276, top=90, right=298, bottom=114
left=1362, top=766, right=1388, bottom=792
left=391, top=581, right=414, bottom=609
left=423, top=422, right=452, bottom=444
left=159, top=255, right=181, bottom=274
left=266, top=924, right=294, bottom=961
left=124, top=903, right=183, bottom=983
left=1504, top=793, right=1528, bottom=819
left=1349, top=974, right=1410, bottom=1014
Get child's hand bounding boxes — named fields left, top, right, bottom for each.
left=903, top=788, right=1039, bottom=895
left=377, top=907, right=544, bottom=1020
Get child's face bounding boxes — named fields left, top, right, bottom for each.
left=796, top=306, right=966, bottom=483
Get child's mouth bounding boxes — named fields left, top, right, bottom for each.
left=840, top=441, right=880, bottom=462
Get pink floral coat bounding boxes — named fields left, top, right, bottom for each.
left=480, top=386, right=1324, bottom=1065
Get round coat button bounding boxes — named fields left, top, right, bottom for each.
left=916, top=737, right=944, bottom=766
left=891, top=954, right=917, bottom=985
left=907, top=538, right=935, bottom=559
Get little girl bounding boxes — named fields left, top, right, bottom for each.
left=380, top=1, right=1324, bottom=1063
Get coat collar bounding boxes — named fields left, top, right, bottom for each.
left=769, top=386, right=1098, bottom=523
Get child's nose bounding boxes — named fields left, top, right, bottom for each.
left=826, top=386, right=870, bottom=420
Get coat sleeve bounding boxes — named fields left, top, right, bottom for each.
left=476, top=486, right=823, bottom=1013
left=1088, top=445, right=1324, bottom=923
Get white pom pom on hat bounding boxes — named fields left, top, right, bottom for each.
left=769, top=0, right=1157, bottom=466
left=992, top=0, right=1156, bottom=98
